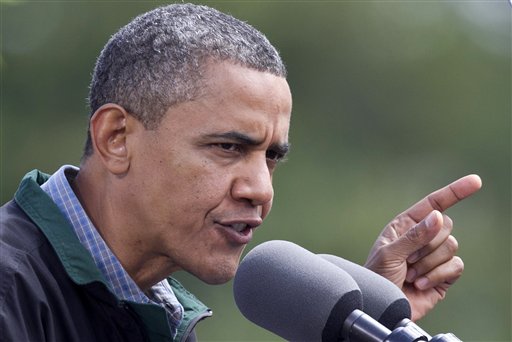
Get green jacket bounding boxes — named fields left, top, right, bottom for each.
left=0, top=170, right=212, bottom=342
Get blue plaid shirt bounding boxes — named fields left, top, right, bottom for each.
left=41, top=165, right=183, bottom=338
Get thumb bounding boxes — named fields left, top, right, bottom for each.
left=390, top=210, right=443, bottom=260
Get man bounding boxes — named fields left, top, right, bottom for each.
left=0, top=3, right=481, bottom=341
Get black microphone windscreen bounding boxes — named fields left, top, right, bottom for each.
left=234, top=240, right=363, bottom=342
left=319, top=254, right=411, bottom=329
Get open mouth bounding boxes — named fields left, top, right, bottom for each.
left=215, top=220, right=259, bottom=244
left=230, top=223, right=250, bottom=233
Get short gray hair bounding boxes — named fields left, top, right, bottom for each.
left=84, top=3, right=286, bottom=157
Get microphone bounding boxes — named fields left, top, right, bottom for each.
left=234, top=240, right=463, bottom=342
left=319, top=255, right=465, bottom=341
left=233, top=240, right=363, bottom=341
left=318, top=254, right=412, bottom=330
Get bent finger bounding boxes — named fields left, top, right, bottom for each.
left=388, top=210, right=443, bottom=260
left=407, top=214, right=453, bottom=264
left=406, top=235, right=459, bottom=283
left=414, top=256, right=464, bottom=291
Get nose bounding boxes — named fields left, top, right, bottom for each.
left=231, top=157, right=274, bottom=207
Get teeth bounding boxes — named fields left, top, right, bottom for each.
left=231, top=223, right=247, bottom=232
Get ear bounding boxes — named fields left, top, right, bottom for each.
left=89, top=104, right=134, bottom=175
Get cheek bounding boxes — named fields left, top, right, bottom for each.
left=137, top=143, right=234, bottom=216
left=166, top=161, right=233, bottom=209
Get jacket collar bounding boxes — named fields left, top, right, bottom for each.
left=14, top=169, right=211, bottom=342
left=15, top=169, right=106, bottom=285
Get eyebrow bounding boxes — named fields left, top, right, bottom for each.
left=206, top=131, right=290, bottom=157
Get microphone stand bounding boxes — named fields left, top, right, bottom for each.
left=341, top=309, right=462, bottom=342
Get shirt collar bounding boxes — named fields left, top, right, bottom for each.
left=41, top=165, right=183, bottom=336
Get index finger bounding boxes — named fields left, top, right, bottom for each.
left=403, top=174, right=482, bottom=223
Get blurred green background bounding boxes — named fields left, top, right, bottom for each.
left=1, top=1, right=510, bottom=341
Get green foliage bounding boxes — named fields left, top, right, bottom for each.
left=2, top=1, right=510, bottom=341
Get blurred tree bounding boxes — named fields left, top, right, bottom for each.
left=1, top=1, right=510, bottom=341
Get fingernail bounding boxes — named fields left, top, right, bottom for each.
left=425, top=211, right=438, bottom=228
left=406, top=268, right=417, bottom=282
left=415, top=277, right=429, bottom=290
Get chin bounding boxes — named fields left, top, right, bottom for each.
left=202, top=268, right=238, bottom=285
left=194, top=260, right=240, bottom=285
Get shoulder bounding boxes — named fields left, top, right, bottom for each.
left=1, top=199, right=47, bottom=253
left=0, top=200, right=70, bottom=339
left=0, top=200, right=61, bottom=301
left=0, top=199, right=54, bottom=283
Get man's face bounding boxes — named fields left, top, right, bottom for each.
left=129, top=62, right=292, bottom=284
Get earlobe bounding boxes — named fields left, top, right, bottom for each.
left=90, top=104, right=132, bottom=175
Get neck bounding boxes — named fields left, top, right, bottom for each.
left=72, top=160, right=179, bottom=291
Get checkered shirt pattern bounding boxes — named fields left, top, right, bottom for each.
left=41, top=165, right=183, bottom=338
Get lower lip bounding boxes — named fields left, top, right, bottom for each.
left=216, top=225, right=254, bottom=245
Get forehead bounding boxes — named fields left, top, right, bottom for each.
left=162, top=62, right=292, bottom=141
left=202, top=61, right=292, bottom=115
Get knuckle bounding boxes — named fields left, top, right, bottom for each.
left=451, top=256, right=464, bottom=275
left=442, top=214, right=454, bottom=232
left=405, top=224, right=423, bottom=243
left=445, top=235, right=459, bottom=254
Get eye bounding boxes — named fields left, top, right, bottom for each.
left=215, top=143, right=241, bottom=153
left=266, top=149, right=285, bottom=163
